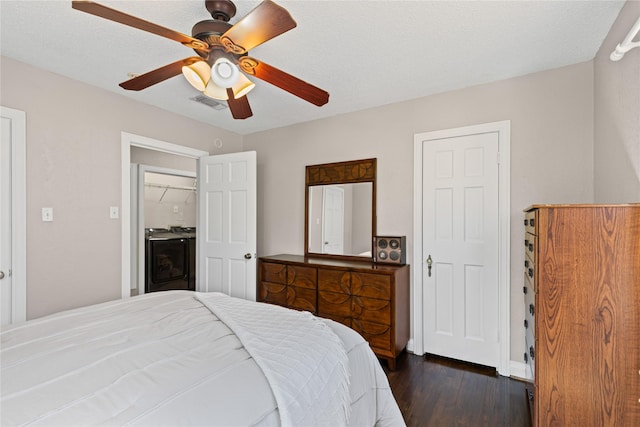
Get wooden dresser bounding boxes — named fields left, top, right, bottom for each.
left=258, top=254, right=410, bottom=369
left=523, top=204, right=640, bottom=426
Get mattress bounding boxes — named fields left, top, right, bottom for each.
left=1, top=291, right=404, bottom=426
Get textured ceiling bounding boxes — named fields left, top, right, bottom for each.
left=0, top=1, right=625, bottom=135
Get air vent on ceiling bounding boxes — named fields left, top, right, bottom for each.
left=190, top=95, right=228, bottom=111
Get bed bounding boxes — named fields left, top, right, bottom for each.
left=1, top=291, right=405, bottom=426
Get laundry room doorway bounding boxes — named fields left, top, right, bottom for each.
left=132, top=164, right=197, bottom=296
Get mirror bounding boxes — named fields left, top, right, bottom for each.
left=305, top=158, right=376, bottom=260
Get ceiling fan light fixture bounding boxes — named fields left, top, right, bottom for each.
left=232, top=73, right=255, bottom=99
left=182, top=61, right=211, bottom=92
left=210, top=57, right=240, bottom=88
left=204, top=79, right=229, bottom=101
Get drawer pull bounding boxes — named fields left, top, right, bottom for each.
left=530, top=219, right=535, bottom=227
left=524, top=259, right=529, bottom=268
left=524, top=239, right=529, bottom=247
left=529, top=346, right=535, bottom=359
left=523, top=286, right=528, bottom=294
left=528, top=243, right=534, bottom=252
left=524, top=319, right=528, bottom=328
left=524, top=219, right=528, bottom=226
left=529, top=303, right=535, bottom=316
left=528, top=268, right=534, bottom=278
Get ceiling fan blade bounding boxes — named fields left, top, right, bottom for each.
left=226, top=89, right=253, bottom=119
left=220, top=0, right=296, bottom=54
left=238, top=57, right=329, bottom=106
left=119, top=57, right=202, bottom=91
left=71, top=1, right=208, bottom=50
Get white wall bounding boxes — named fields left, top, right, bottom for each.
left=594, top=0, right=640, bottom=202
left=244, top=61, right=595, bottom=363
left=0, top=57, right=243, bottom=319
left=143, top=173, right=196, bottom=229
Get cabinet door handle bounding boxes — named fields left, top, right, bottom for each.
left=529, top=303, right=535, bottom=316
left=524, top=319, right=529, bottom=328
left=528, top=268, right=534, bottom=278
left=529, top=346, right=535, bottom=359
left=523, top=286, right=528, bottom=294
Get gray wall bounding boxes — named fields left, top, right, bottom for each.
left=0, top=57, right=243, bottom=319
left=594, top=0, right=640, bottom=202
left=244, top=61, right=595, bottom=363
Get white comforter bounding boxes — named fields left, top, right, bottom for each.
left=1, top=291, right=404, bottom=427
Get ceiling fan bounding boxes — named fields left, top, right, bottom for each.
left=71, top=0, right=330, bottom=120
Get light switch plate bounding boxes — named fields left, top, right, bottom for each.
left=110, top=206, right=119, bottom=219
left=42, top=207, right=53, bottom=222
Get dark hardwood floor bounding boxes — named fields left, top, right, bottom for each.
left=384, top=352, right=531, bottom=427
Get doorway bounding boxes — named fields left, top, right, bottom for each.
left=413, top=121, right=511, bottom=376
left=131, top=165, right=197, bottom=295
left=120, top=133, right=207, bottom=299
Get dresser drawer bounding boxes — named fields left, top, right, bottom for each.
left=259, top=281, right=287, bottom=306
left=352, top=272, right=391, bottom=300
left=525, top=327, right=535, bottom=379
left=352, top=319, right=392, bottom=353
left=287, top=266, right=317, bottom=290
left=318, top=269, right=350, bottom=293
left=318, top=290, right=351, bottom=318
left=525, top=210, right=537, bottom=235
left=286, top=285, right=316, bottom=313
left=523, top=273, right=535, bottom=338
left=319, top=291, right=391, bottom=325
left=260, top=262, right=287, bottom=284
left=524, top=233, right=536, bottom=259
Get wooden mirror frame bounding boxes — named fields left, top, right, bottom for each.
left=304, top=158, right=377, bottom=261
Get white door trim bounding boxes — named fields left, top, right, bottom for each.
left=412, top=120, right=511, bottom=375
left=120, top=132, right=208, bottom=299
left=1, top=106, right=27, bottom=323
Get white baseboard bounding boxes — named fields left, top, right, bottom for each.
left=406, top=338, right=418, bottom=354
left=509, top=360, right=532, bottom=381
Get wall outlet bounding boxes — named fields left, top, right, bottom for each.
left=42, top=207, right=53, bottom=222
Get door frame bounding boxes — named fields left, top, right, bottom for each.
left=1, top=106, right=26, bottom=323
left=412, top=120, right=511, bottom=375
left=0, top=107, right=27, bottom=323
left=120, top=132, right=207, bottom=299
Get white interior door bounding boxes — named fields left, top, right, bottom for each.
left=1, top=114, right=13, bottom=325
left=198, top=151, right=256, bottom=300
left=1, top=106, right=26, bottom=325
left=322, top=186, right=344, bottom=254
left=422, top=131, right=500, bottom=367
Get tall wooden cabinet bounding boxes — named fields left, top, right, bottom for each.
left=258, top=254, right=410, bottom=369
left=523, top=204, right=640, bottom=426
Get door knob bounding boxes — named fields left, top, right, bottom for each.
left=244, top=253, right=252, bottom=260
left=0, top=271, right=4, bottom=280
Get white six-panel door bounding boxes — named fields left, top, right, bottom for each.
left=197, top=151, right=257, bottom=300
left=322, top=186, right=345, bottom=254
left=422, top=131, right=500, bottom=367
